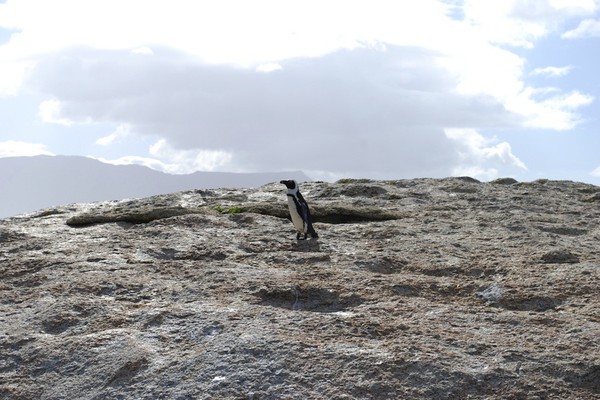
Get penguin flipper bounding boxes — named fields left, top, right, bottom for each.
left=303, top=203, right=318, bottom=238
left=299, top=201, right=310, bottom=224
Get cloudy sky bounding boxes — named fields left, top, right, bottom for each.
left=1, top=0, right=600, bottom=183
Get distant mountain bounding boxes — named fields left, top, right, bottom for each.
left=0, top=155, right=310, bottom=218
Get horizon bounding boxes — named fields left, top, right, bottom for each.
left=2, top=154, right=599, bottom=219
left=8, top=154, right=600, bottom=184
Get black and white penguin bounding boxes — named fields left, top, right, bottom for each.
left=280, top=180, right=318, bottom=240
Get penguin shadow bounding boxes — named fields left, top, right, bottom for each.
left=290, top=237, right=321, bottom=252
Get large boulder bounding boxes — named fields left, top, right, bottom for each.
left=1, top=178, right=599, bottom=399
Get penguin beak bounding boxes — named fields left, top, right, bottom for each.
left=280, top=180, right=294, bottom=189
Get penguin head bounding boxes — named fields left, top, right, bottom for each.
left=280, top=180, right=298, bottom=190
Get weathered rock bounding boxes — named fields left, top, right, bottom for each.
left=491, top=177, right=518, bottom=185
left=476, top=283, right=505, bottom=304
left=66, top=205, right=202, bottom=226
left=541, top=249, right=580, bottom=264
left=1, top=178, right=600, bottom=399
left=582, top=192, right=600, bottom=202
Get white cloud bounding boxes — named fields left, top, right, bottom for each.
left=95, top=133, right=118, bottom=146
left=530, top=65, right=573, bottom=77
left=256, top=63, right=283, bottom=73
left=304, top=169, right=350, bottom=183
left=505, top=88, right=594, bottom=130
left=591, top=165, right=600, bottom=177
left=95, top=155, right=172, bottom=173
left=562, top=18, right=600, bottom=38
left=37, top=98, right=73, bottom=126
left=0, top=140, right=53, bottom=157
left=450, top=166, right=501, bottom=182
left=98, top=139, right=233, bottom=175
left=0, top=59, right=30, bottom=96
left=0, top=0, right=453, bottom=90
left=543, top=90, right=595, bottom=110
left=95, top=124, right=131, bottom=146
left=149, top=139, right=233, bottom=174
left=132, top=47, right=154, bottom=56
left=462, top=0, right=597, bottom=48
left=445, top=128, right=527, bottom=180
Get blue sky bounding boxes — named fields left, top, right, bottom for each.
left=1, top=0, right=600, bottom=183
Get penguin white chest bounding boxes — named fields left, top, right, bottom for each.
left=287, top=196, right=306, bottom=233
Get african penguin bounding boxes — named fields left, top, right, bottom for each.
left=280, top=180, right=318, bottom=240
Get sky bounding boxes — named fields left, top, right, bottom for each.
left=1, top=0, right=600, bottom=183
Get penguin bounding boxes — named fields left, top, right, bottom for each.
left=280, top=180, right=318, bottom=240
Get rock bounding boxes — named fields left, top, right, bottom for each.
left=1, top=178, right=600, bottom=399
left=476, top=284, right=505, bottom=304
left=583, top=192, right=600, bottom=202
left=66, top=205, right=201, bottom=226
left=541, top=249, right=580, bottom=264
left=491, top=177, right=518, bottom=185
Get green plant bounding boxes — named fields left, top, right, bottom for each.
left=214, top=205, right=244, bottom=214
left=336, top=178, right=373, bottom=184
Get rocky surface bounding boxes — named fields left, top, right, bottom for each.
left=1, top=177, right=600, bottom=399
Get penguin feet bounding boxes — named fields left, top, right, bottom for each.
left=296, top=232, right=318, bottom=240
